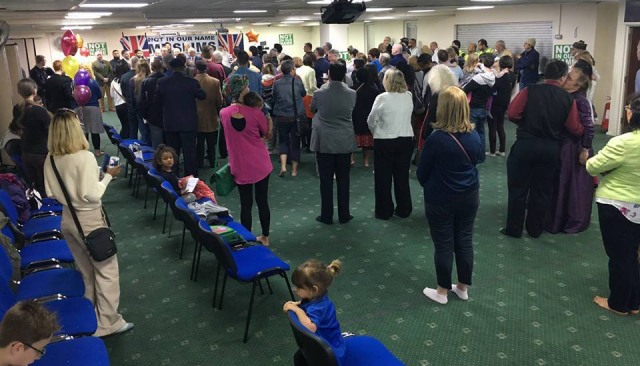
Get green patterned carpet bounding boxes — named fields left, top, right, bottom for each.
left=97, top=113, right=639, bottom=366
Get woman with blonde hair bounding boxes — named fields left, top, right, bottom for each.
left=43, top=109, right=132, bottom=336
left=75, top=64, right=105, bottom=156
left=419, top=65, right=458, bottom=150
left=572, top=50, right=600, bottom=104
left=417, top=86, right=482, bottom=305
left=367, top=69, right=414, bottom=220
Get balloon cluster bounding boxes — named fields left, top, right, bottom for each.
left=60, top=29, right=92, bottom=106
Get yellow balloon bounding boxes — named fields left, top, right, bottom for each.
left=76, top=34, right=84, bottom=49
left=62, top=55, right=79, bottom=78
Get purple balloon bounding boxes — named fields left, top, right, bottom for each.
left=73, top=85, right=92, bottom=106
left=74, top=69, right=91, bottom=86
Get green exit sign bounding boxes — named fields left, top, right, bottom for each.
left=279, top=34, right=294, bottom=45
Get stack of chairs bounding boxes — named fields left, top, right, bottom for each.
left=0, top=190, right=111, bottom=365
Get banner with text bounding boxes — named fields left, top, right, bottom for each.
left=146, top=34, right=219, bottom=54
left=552, top=44, right=574, bottom=65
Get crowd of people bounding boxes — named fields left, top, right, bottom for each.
left=3, top=34, right=640, bottom=365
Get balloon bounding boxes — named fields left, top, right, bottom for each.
left=246, top=29, right=259, bottom=43
left=76, top=34, right=84, bottom=49
left=79, top=47, right=89, bottom=57
left=73, top=85, right=92, bottom=106
left=61, top=55, right=79, bottom=78
left=61, top=30, right=78, bottom=56
left=74, top=69, right=91, bottom=86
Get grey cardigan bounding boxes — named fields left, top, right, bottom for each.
left=310, top=81, right=357, bottom=154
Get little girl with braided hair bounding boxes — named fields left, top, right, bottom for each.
left=283, top=259, right=345, bottom=365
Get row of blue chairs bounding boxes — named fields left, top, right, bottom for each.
left=0, top=189, right=110, bottom=365
left=103, top=124, right=404, bottom=362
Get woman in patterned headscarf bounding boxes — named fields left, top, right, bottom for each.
left=220, top=74, right=273, bottom=246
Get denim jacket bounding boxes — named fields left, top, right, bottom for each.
left=272, top=74, right=306, bottom=117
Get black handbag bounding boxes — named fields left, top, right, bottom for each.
left=49, top=155, right=117, bottom=262
left=292, top=77, right=310, bottom=137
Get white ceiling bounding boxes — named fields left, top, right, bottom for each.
left=0, top=0, right=617, bottom=32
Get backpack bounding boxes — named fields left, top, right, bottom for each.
left=0, top=173, right=31, bottom=222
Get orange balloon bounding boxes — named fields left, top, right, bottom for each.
left=76, top=34, right=84, bottom=49
left=246, top=29, right=259, bottom=43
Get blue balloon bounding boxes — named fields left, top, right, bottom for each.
left=74, top=69, right=91, bottom=86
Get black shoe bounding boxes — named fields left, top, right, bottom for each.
left=374, top=214, right=390, bottom=221
left=339, top=215, right=354, bottom=224
left=499, top=228, right=522, bottom=238
left=394, top=209, right=411, bottom=218
left=315, top=216, right=333, bottom=225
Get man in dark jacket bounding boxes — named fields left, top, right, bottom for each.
left=515, top=38, right=540, bottom=90
left=29, top=55, right=54, bottom=105
left=138, top=59, right=165, bottom=148
left=110, top=50, right=128, bottom=77
left=44, top=60, right=74, bottom=112
left=502, top=60, right=583, bottom=239
left=120, top=56, right=139, bottom=139
left=313, top=47, right=330, bottom=88
left=154, top=58, right=206, bottom=176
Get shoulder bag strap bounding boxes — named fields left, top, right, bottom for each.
left=49, top=155, right=86, bottom=240
left=447, top=133, right=472, bottom=163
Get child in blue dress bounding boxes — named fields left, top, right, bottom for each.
left=283, top=259, right=345, bottom=365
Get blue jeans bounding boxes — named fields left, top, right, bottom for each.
left=470, top=108, right=487, bottom=163
left=149, top=124, right=164, bottom=148
left=139, top=121, right=151, bottom=145
left=425, top=190, right=479, bottom=289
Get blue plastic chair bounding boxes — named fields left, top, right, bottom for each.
left=0, top=190, right=63, bottom=242
left=1, top=225, right=74, bottom=271
left=32, top=336, right=110, bottom=366
left=194, top=219, right=294, bottom=343
left=287, top=311, right=405, bottom=366
left=157, top=181, right=181, bottom=235
left=0, top=281, right=97, bottom=337
left=0, top=242, right=85, bottom=301
left=146, top=169, right=165, bottom=219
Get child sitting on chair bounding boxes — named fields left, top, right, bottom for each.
left=153, top=144, right=216, bottom=202
left=283, top=259, right=345, bottom=366
left=0, top=301, right=59, bottom=366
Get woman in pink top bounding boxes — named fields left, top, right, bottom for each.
left=220, top=74, right=273, bottom=246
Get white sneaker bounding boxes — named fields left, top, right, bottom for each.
left=486, top=152, right=496, bottom=157
left=423, top=287, right=448, bottom=304
left=496, top=152, right=506, bottom=157
left=451, top=285, right=469, bottom=300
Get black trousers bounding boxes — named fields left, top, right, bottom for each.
left=487, top=105, right=507, bottom=153
left=276, top=119, right=301, bottom=162
left=373, top=137, right=414, bottom=219
left=597, top=203, right=640, bottom=313
left=237, top=175, right=270, bottom=237
left=165, top=131, right=198, bottom=177
left=425, top=191, right=478, bottom=289
left=218, top=123, right=228, bottom=159
left=316, top=152, right=351, bottom=222
left=115, top=104, right=130, bottom=139
left=196, top=131, right=218, bottom=168
left=505, top=138, right=559, bottom=237
left=22, top=153, right=47, bottom=195
left=84, top=133, right=101, bottom=151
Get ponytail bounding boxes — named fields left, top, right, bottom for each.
left=327, top=259, right=342, bottom=276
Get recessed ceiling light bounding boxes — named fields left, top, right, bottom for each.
left=233, top=10, right=267, bottom=13
left=183, top=18, right=214, bottom=23
left=79, top=3, right=148, bottom=8
left=281, top=20, right=304, bottom=24
left=457, top=6, right=495, bottom=10
left=366, top=8, right=393, bottom=12
left=313, top=13, right=322, bottom=15
left=61, top=26, right=93, bottom=30
left=135, top=26, right=149, bottom=29
left=251, top=22, right=272, bottom=26
left=65, top=12, right=112, bottom=19
left=471, top=0, right=508, bottom=2
left=235, top=26, right=244, bottom=29
left=369, top=16, right=394, bottom=20
left=408, top=10, right=435, bottom=13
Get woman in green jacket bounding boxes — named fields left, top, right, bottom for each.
left=586, top=95, right=640, bottom=315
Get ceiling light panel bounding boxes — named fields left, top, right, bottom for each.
left=79, top=3, right=149, bottom=8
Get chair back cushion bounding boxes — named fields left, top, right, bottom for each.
left=287, top=310, right=339, bottom=366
